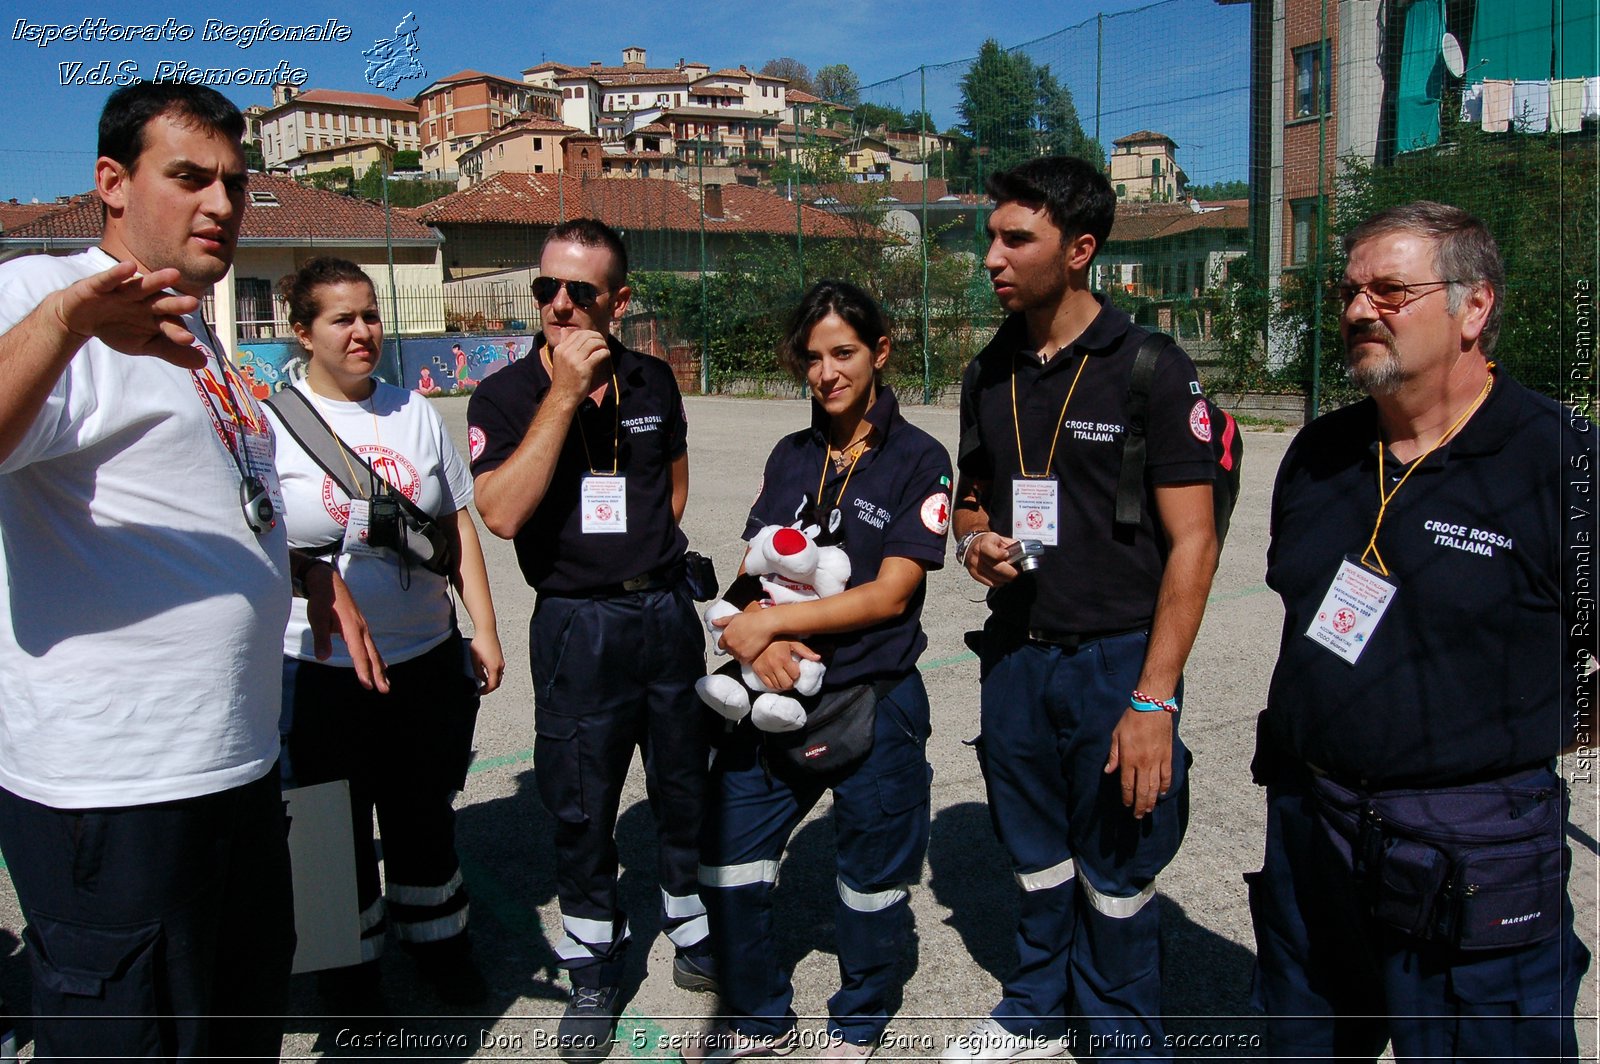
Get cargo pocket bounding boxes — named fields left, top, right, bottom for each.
left=25, top=916, right=163, bottom=1057
left=534, top=712, right=587, bottom=826
left=1448, top=834, right=1565, bottom=950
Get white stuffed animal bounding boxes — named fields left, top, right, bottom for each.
left=697, top=521, right=851, bottom=732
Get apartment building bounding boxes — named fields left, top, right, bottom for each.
left=258, top=86, right=420, bottom=170
left=415, top=69, right=561, bottom=179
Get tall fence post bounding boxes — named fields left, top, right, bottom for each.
left=920, top=65, right=932, bottom=405
left=1309, top=0, right=1329, bottom=420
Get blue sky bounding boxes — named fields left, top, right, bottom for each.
left=0, top=0, right=1249, bottom=203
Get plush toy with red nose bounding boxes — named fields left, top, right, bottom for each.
left=697, top=519, right=852, bottom=732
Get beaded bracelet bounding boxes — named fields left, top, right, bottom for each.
left=1130, top=688, right=1179, bottom=713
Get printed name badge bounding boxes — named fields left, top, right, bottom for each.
left=1304, top=556, right=1398, bottom=665
left=341, top=499, right=384, bottom=557
left=1011, top=476, right=1059, bottom=547
left=242, top=431, right=286, bottom=515
left=581, top=475, right=628, bottom=534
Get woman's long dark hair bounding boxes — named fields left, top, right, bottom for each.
left=779, top=279, right=890, bottom=383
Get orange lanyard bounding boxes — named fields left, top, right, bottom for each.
left=1012, top=350, right=1088, bottom=478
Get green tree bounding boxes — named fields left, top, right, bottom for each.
left=760, top=57, right=814, bottom=95
left=815, top=63, right=861, bottom=106
left=1187, top=178, right=1249, bottom=201
left=957, top=40, right=1101, bottom=183
left=854, top=101, right=909, bottom=133
left=392, top=149, right=422, bottom=172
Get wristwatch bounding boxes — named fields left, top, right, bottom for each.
left=955, top=529, right=992, bottom=566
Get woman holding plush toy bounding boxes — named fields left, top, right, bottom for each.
left=267, top=258, right=503, bottom=1013
left=689, top=280, right=953, bottom=1063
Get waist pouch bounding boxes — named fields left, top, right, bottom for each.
left=1309, top=770, right=1566, bottom=950
left=764, top=680, right=893, bottom=775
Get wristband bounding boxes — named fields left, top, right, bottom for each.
left=955, top=529, right=993, bottom=565
left=1129, top=688, right=1179, bottom=713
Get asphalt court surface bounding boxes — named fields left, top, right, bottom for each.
left=0, top=394, right=1592, bottom=1060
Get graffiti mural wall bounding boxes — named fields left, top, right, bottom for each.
left=235, top=334, right=531, bottom=396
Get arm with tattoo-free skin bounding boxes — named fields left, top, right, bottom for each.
left=474, top=328, right=612, bottom=539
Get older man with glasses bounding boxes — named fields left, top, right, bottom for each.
left=468, top=218, right=715, bottom=1063
left=1249, top=200, right=1592, bottom=1060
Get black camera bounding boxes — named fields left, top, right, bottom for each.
left=365, top=492, right=403, bottom=551
left=1006, top=538, right=1045, bottom=573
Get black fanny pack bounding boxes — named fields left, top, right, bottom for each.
left=763, top=681, right=891, bottom=775
left=1309, top=769, right=1566, bottom=950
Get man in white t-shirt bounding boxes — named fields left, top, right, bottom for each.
left=0, top=82, right=384, bottom=1059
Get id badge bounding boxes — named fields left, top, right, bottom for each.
left=243, top=431, right=285, bottom=515
left=1304, top=556, right=1398, bottom=665
left=1011, top=475, right=1059, bottom=547
left=342, top=499, right=383, bottom=557
left=581, top=474, right=628, bottom=534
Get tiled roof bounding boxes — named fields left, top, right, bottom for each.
left=0, top=200, right=68, bottom=232
left=436, top=69, right=503, bottom=84
left=787, top=90, right=820, bottom=104
left=292, top=139, right=394, bottom=162
left=813, top=179, right=951, bottom=204
left=1113, top=129, right=1176, bottom=146
left=659, top=105, right=778, bottom=122
left=632, top=122, right=672, bottom=135
left=688, top=85, right=744, bottom=98
left=3, top=174, right=439, bottom=243
left=271, top=89, right=417, bottom=115
left=777, top=123, right=848, bottom=141
left=417, top=172, right=868, bottom=240
left=710, top=68, right=752, bottom=79
left=590, top=70, right=692, bottom=87
left=524, top=61, right=578, bottom=74
left=1106, top=201, right=1247, bottom=243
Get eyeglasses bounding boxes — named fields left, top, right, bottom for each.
left=531, top=276, right=603, bottom=309
left=1336, top=278, right=1461, bottom=312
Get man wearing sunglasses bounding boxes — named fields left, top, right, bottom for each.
left=468, top=218, right=712, bottom=1062
left=1250, top=201, right=1591, bottom=1059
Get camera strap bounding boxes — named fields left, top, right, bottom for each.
left=264, top=387, right=439, bottom=532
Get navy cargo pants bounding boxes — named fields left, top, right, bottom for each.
left=976, top=626, right=1189, bottom=1061
left=530, top=582, right=710, bottom=987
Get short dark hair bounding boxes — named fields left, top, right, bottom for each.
left=779, top=279, right=891, bottom=382
left=1343, top=201, right=1506, bottom=356
left=986, top=156, right=1116, bottom=265
left=542, top=218, right=629, bottom=289
left=98, top=82, right=245, bottom=172
left=278, top=257, right=375, bottom=331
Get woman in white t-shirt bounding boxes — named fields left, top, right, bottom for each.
left=268, top=258, right=503, bottom=1013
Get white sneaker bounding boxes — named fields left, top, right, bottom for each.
left=819, top=1033, right=875, bottom=1063
left=940, top=1019, right=1071, bottom=1063
left=681, top=1025, right=797, bottom=1064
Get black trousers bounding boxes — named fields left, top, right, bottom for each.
left=282, top=632, right=479, bottom=961
left=530, top=583, right=710, bottom=985
left=0, top=770, right=294, bottom=1060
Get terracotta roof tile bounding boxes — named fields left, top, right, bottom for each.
left=0, top=200, right=69, bottom=232
left=813, top=179, right=951, bottom=204
left=1106, top=201, right=1247, bottom=243
left=274, top=89, right=417, bottom=114
left=787, top=90, right=820, bottom=104
left=1112, top=129, right=1176, bottom=146
left=3, top=174, right=438, bottom=243
left=417, top=172, right=869, bottom=241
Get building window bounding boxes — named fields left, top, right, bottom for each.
left=534, top=137, right=543, bottom=150
left=535, top=164, right=544, bottom=173
left=1291, top=198, right=1318, bottom=266
left=1293, top=41, right=1332, bottom=119
left=1151, top=158, right=1162, bottom=176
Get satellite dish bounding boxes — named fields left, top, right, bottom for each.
left=1442, top=33, right=1465, bottom=78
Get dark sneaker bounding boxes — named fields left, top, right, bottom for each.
left=558, top=984, right=622, bottom=1064
left=672, top=950, right=719, bottom=993
left=409, top=934, right=489, bottom=1006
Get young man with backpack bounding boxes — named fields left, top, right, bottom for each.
left=944, top=156, right=1223, bottom=1062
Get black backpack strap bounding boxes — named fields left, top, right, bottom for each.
left=1115, top=331, right=1173, bottom=528
left=264, top=386, right=369, bottom=501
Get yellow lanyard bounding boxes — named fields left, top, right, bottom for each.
left=1360, top=368, right=1495, bottom=576
left=816, top=432, right=869, bottom=510
left=1012, top=350, right=1089, bottom=478
left=544, top=344, right=621, bottom=475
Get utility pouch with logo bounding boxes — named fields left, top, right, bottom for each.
left=764, top=682, right=886, bottom=775
left=1309, top=770, right=1565, bottom=950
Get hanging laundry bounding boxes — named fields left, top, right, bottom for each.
left=1480, top=79, right=1513, bottom=132
left=1584, top=76, right=1600, bottom=120
left=1510, top=79, right=1550, bottom=131
left=1459, top=82, right=1484, bottom=124
left=1551, top=79, right=1585, bottom=131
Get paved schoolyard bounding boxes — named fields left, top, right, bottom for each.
left=0, top=395, right=1591, bottom=1059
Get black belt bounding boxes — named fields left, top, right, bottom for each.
left=1025, top=624, right=1147, bottom=651
left=541, top=560, right=685, bottom=599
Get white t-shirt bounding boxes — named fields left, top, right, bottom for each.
left=270, top=378, right=474, bottom=666
left=0, top=248, right=290, bottom=809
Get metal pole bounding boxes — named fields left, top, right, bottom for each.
left=698, top=138, right=709, bottom=395
left=383, top=164, right=400, bottom=350
left=1095, top=13, right=1104, bottom=146
left=1309, top=0, right=1328, bottom=419
left=920, top=65, right=931, bottom=404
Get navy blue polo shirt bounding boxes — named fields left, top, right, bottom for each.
left=957, top=298, right=1215, bottom=634
left=746, top=386, right=952, bottom=689
left=466, top=333, right=688, bottom=593
left=1259, top=370, right=1593, bottom=788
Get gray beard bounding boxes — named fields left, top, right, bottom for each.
left=1346, top=341, right=1403, bottom=396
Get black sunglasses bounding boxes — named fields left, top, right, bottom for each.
left=531, top=276, right=603, bottom=309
